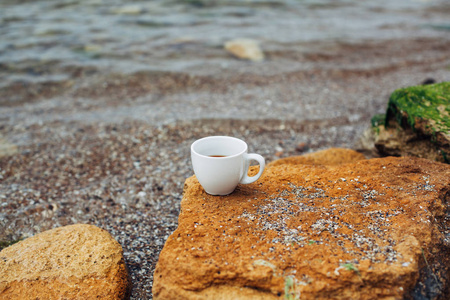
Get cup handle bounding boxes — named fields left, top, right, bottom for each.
left=240, top=153, right=265, bottom=184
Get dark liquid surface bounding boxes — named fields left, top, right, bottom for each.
left=209, top=155, right=227, bottom=158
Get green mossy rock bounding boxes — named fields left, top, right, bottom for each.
left=386, top=82, right=450, bottom=135
left=371, top=82, right=449, bottom=163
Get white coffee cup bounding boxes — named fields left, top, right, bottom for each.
left=191, top=136, right=265, bottom=195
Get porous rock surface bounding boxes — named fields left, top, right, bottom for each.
left=153, top=149, right=450, bottom=299
left=268, top=148, right=366, bottom=167
left=0, top=224, right=130, bottom=299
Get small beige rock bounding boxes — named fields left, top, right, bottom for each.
left=0, top=224, right=130, bottom=299
left=0, top=138, right=18, bottom=158
left=224, top=38, right=264, bottom=61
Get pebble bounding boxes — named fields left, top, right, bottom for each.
left=224, top=38, right=264, bottom=61
left=295, top=142, right=309, bottom=153
left=0, top=138, right=18, bottom=158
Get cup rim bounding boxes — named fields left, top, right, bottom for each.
left=191, top=136, right=248, bottom=159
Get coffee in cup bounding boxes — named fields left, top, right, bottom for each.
left=191, top=136, right=265, bottom=195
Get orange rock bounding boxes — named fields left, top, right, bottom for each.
left=0, top=224, right=130, bottom=299
left=268, top=148, right=366, bottom=167
left=153, top=150, right=450, bottom=299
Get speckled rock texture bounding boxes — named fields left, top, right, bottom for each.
left=0, top=224, right=130, bottom=299
left=374, top=82, right=450, bottom=163
left=153, top=149, right=450, bottom=299
left=268, top=148, right=366, bottom=167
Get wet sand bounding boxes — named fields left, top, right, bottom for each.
left=1, top=0, right=450, bottom=298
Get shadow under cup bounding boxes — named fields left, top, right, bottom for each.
left=191, top=136, right=265, bottom=195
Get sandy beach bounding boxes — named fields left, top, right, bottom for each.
left=1, top=0, right=450, bottom=298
